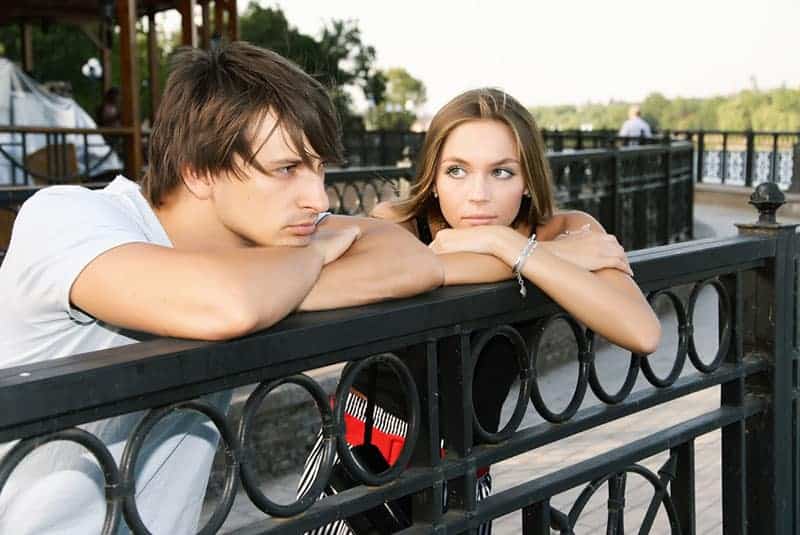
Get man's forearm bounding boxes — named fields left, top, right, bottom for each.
left=298, top=221, right=443, bottom=311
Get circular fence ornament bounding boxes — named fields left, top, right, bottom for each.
left=640, top=290, right=688, bottom=388
left=687, top=278, right=732, bottom=373
left=334, top=354, right=420, bottom=486
left=0, top=428, right=123, bottom=535
left=529, top=314, right=592, bottom=423
left=238, top=374, right=336, bottom=517
left=470, top=325, right=531, bottom=443
left=119, top=400, right=238, bottom=535
left=586, top=329, right=641, bottom=405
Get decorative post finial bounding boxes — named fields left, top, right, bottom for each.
left=749, top=182, right=785, bottom=224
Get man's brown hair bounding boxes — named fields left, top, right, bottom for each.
left=142, top=41, right=342, bottom=206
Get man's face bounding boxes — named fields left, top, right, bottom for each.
left=210, top=113, right=330, bottom=247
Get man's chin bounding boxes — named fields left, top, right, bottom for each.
left=274, top=235, right=313, bottom=247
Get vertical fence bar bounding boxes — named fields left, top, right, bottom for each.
left=697, top=132, right=705, bottom=184
left=82, top=133, right=90, bottom=182
left=664, top=140, right=672, bottom=243
left=522, top=501, right=551, bottom=535
left=737, top=184, right=797, bottom=534
left=408, top=341, right=444, bottom=526
left=672, top=440, right=696, bottom=535
left=745, top=131, right=755, bottom=187
left=722, top=133, right=729, bottom=184
left=438, top=332, right=476, bottom=529
left=771, top=134, right=779, bottom=184
left=721, top=270, right=746, bottom=535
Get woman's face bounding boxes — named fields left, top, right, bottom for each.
left=434, top=119, right=527, bottom=229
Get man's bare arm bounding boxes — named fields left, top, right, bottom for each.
left=298, top=215, right=444, bottom=311
left=71, top=243, right=330, bottom=341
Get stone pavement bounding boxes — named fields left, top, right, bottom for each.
left=206, top=201, right=794, bottom=534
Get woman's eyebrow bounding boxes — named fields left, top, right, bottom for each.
left=490, top=158, right=520, bottom=166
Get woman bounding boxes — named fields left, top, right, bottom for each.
left=303, top=88, right=661, bottom=534
left=373, top=88, right=659, bottom=350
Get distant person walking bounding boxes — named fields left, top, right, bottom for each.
left=618, top=104, right=652, bottom=141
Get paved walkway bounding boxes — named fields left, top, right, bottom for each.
left=207, top=202, right=796, bottom=534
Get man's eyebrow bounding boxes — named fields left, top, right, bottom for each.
left=264, top=157, right=304, bottom=167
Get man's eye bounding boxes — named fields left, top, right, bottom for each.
left=492, top=168, right=515, bottom=179
left=277, top=165, right=298, bottom=175
left=446, top=166, right=466, bottom=178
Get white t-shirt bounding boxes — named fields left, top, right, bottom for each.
left=0, top=176, right=228, bottom=534
left=618, top=116, right=653, bottom=138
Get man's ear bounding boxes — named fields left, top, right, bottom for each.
left=181, top=165, right=214, bottom=200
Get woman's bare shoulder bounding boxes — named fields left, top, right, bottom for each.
left=371, top=201, right=417, bottom=235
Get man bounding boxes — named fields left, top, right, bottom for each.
left=0, top=42, right=442, bottom=533
left=618, top=104, right=653, bottom=141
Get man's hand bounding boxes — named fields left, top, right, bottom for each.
left=310, top=226, right=361, bottom=265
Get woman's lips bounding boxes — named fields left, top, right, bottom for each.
left=461, top=215, right=496, bottom=225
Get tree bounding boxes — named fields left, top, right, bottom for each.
left=365, top=68, right=426, bottom=130
left=0, top=20, right=171, bottom=125
left=239, top=3, right=385, bottom=130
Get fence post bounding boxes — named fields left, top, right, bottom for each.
left=735, top=183, right=798, bottom=534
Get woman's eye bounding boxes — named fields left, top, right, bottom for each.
left=446, top=166, right=466, bottom=178
left=492, top=168, right=514, bottom=179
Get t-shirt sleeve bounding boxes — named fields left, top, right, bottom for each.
left=8, top=187, right=148, bottom=323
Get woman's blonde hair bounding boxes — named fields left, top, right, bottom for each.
left=394, top=88, right=555, bottom=229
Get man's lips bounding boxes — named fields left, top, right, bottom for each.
left=286, top=222, right=317, bottom=236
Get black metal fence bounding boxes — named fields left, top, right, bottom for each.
left=339, top=130, right=662, bottom=168
left=672, top=130, right=800, bottom=191
left=0, top=184, right=796, bottom=534
left=0, top=125, right=134, bottom=186
left=329, top=142, right=694, bottom=251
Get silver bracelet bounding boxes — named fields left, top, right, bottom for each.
left=511, top=233, right=538, bottom=297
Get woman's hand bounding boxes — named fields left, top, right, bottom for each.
left=428, top=226, right=520, bottom=257
left=539, top=231, right=633, bottom=276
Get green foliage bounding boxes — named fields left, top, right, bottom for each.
left=364, top=67, right=427, bottom=130
left=239, top=2, right=384, bottom=130
left=530, top=87, right=800, bottom=132
left=0, top=21, right=170, bottom=124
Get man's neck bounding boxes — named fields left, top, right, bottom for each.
left=152, top=190, right=248, bottom=250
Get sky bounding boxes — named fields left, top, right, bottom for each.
left=167, top=0, right=799, bottom=114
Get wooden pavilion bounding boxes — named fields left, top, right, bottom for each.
left=1, top=0, right=240, bottom=180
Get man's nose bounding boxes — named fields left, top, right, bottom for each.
left=302, top=172, right=330, bottom=213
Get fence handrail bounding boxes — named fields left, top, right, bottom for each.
left=0, top=233, right=773, bottom=441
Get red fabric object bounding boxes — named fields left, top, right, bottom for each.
left=344, top=412, right=406, bottom=466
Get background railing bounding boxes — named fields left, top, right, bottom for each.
left=0, top=125, right=135, bottom=186
left=327, top=142, right=694, bottom=251
left=672, top=130, right=800, bottom=191
left=0, top=142, right=694, bottom=254
left=0, top=185, right=796, bottom=534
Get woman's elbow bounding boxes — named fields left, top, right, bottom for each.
left=632, top=316, right=662, bottom=355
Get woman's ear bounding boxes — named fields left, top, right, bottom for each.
left=432, top=185, right=439, bottom=198
left=523, top=189, right=531, bottom=198
left=181, top=165, right=214, bottom=200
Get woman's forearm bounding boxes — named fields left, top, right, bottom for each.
left=491, top=230, right=661, bottom=354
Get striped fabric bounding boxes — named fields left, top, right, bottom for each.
left=299, top=391, right=493, bottom=534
